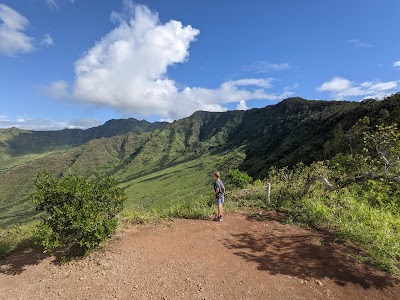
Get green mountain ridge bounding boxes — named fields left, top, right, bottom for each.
left=1, top=118, right=168, bottom=156
left=1, top=95, right=399, bottom=227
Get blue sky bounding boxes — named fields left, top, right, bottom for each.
left=0, top=0, right=399, bottom=130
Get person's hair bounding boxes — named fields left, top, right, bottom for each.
left=214, top=171, right=221, bottom=178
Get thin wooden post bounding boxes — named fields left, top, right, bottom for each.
left=266, top=182, right=271, bottom=204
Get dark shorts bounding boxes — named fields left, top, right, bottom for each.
left=215, top=197, right=224, bottom=205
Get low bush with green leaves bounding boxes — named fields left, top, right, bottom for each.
left=31, top=171, right=126, bottom=256
left=226, top=169, right=253, bottom=189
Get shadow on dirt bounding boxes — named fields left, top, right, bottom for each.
left=0, top=247, right=50, bottom=276
left=0, top=245, right=81, bottom=276
left=223, top=212, right=400, bottom=290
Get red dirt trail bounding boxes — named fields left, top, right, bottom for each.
left=1, top=212, right=399, bottom=300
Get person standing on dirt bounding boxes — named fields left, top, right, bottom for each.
left=213, top=171, right=225, bottom=221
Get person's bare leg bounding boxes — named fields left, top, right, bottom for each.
left=218, top=204, right=222, bottom=218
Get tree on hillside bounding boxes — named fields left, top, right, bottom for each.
left=364, top=124, right=400, bottom=176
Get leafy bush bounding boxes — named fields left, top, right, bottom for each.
left=353, top=180, right=400, bottom=213
left=252, top=179, right=265, bottom=187
left=31, top=171, right=126, bottom=256
left=226, top=169, right=253, bottom=188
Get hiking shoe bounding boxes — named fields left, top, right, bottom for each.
left=213, top=216, right=223, bottom=221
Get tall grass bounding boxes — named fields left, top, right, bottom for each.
left=121, top=196, right=213, bottom=225
left=302, top=187, right=399, bottom=274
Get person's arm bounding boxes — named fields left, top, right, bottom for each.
left=214, top=187, right=220, bottom=198
left=213, top=182, right=219, bottom=198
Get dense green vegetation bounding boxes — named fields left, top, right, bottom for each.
left=32, top=172, right=126, bottom=256
left=226, top=169, right=253, bottom=188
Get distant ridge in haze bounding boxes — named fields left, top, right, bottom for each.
left=2, top=118, right=168, bottom=155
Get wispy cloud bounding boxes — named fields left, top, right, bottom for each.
left=348, top=39, right=374, bottom=48
left=0, top=4, right=35, bottom=56
left=394, top=61, right=400, bottom=69
left=42, top=2, right=288, bottom=120
left=46, top=0, right=58, bottom=9
left=38, top=80, right=69, bottom=98
left=244, top=61, right=292, bottom=73
left=41, top=33, right=54, bottom=46
left=317, top=76, right=398, bottom=99
left=0, top=117, right=101, bottom=130
left=46, top=0, right=77, bottom=9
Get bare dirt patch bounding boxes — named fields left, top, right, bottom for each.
left=1, top=212, right=399, bottom=299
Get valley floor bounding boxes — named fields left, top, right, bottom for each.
left=1, top=212, right=399, bottom=300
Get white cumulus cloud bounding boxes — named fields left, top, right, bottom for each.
left=236, top=100, right=249, bottom=110
left=394, top=61, right=400, bottom=69
left=44, top=3, right=283, bottom=119
left=318, top=77, right=352, bottom=92
left=317, top=76, right=399, bottom=99
left=0, top=4, right=35, bottom=56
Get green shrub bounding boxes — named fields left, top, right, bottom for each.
left=252, top=179, right=265, bottom=186
left=352, top=180, right=400, bottom=213
left=226, top=169, right=253, bottom=188
left=31, top=171, right=126, bottom=256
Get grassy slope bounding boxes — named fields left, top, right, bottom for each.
left=0, top=128, right=57, bottom=171
left=121, top=150, right=246, bottom=212
left=0, top=147, right=244, bottom=221
left=0, top=133, right=148, bottom=226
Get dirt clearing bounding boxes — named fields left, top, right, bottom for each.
left=1, top=212, right=399, bottom=299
